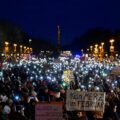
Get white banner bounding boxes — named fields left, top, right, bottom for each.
left=66, top=90, right=105, bottom=112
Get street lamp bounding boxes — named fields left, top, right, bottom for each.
left=110, top=39, right=114, bottom=46
left=105, top=53, right=108, bottom=58
left=20, top=45, right=23, bottom=58
left=100, top=42, right=104, bottom=60
left=116, top=53, right=118, bottom=58
left=5, top=41, right=9, bottom=46
left=99, top=46, right=102, bottom=61
left=90, top=46, right=93, bottom=57
left=13, top=44, right=17, bottom=53
left=24, top=46, right=26, bottom=54
left=94, top=44, right=98, bottom=58
left=4, top=41, right=9, bottom=59
left=81, top=49, right=84, bottom=56
left=101, top=42, right=104, bottom=52
left=30, top=48, right=33, bottom=53
left=99, top=46, right=102, bottom=50
left=87, top=49, right=89, bottom=52
left=27, top=47, right=30, bottom=54
left=20, top=45, right=23, bottom=53
left=29, top=39, right=32, bottom=43
left=13, top=44, right=17, bottom=60
left=90, top=46, right=93, bottom=51
left=109, top=39, right=115, bottom=60
left=29, top=39, right=32, bottom=48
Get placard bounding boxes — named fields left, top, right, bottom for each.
left=66, top=90, right=105, bottom=112
left=63, top=70, right=74, bottom=83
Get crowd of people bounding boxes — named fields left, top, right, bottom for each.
left=0, top=54, right=120, bottom=120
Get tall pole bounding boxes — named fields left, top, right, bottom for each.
left=94, top=44, right=98, bottom=59
left=5, top=41, right=9, bottom=60
left=100, top=42, right=104, bottom=61
left=13, top=44, right=17, bottom=60
left=20, top=45, right=23, bottom=58
left=90, top=46, right=93, bottom=56
left=57, top=25, right=61, bottom=52
left=109, top=39, right=114, bottom=60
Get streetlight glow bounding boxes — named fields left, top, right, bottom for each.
left=5, top=41, right=9, bottom=45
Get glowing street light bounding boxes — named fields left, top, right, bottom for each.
left=81, top=49, right=84, bottom=56
left=5, top=41, right=9, bottom=46
left=100, top=42, right=105, bottom=61
left=20, top=45, right=23, bottom=58
left=99, top=46, right=102, bottom=61
left=109, top=39, right=115, bottom=60
left=110, top=39, right=114, bottom=46
left=29, top=39, right=32, bottom=44
left=24, top=46, right=26, bottom=54
left=4, top=41, right=9, bottom=59
left=101, top=42, right=104, bottom=52
left=20, top=45, right=22, bottom=52
left=90, top=46, right=93, bottom=56
left=90, top=46, right=93, bottom=51
left=13, top=44, right=17, bottom=53
left=99, top=46, right=102, bottom=50
left=30, top=48, right=33, bottom=53
left=115, top=53, right=118, bottom=58
left=94, top=44, right=98, bottom=58
left=95, top=44, right=98, bottom=48
left=81, top=49, right=83, bottom=52
left=13, top=44, right=17, bottom=60
left=27, top=47, right=30, bottom=54
left=29, top=39, right=32, bottom=49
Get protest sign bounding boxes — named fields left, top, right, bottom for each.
left=35, top=102, right=63, bottom=120
left=66, top=90, right=105, bottom=112
left=63, top=70, right=74, bottom=83
left=111, top=66, right=120, bottom=75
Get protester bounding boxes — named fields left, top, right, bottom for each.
left=0, top=55, right=120, bottom=120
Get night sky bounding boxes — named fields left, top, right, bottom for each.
left=0, top=0, right=120, bottom=45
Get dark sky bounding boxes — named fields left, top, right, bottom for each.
left=0, top=0, right=120, bottom=45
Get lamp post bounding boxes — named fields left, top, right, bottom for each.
left=87, top=49, right=89, bottom=56
left=13, top=44, right=17, bottom=60
left=29, top=39, right=32, bottom=53
left=29, top=39, right=32, bottom=60
left=100, top=42, right=104, bottom=60
left=20, top=45, right=22, bottom=53
left=110, top=39, right=115, bottom=60
left=4, top=41, right=9, bottom=60
left=13, top=44, right=17, bottom=53
left=29, top=39, right=32, bottom=46
left=115, top=53, right=118, bottom=59
left=99, top=46, right=102, bottom=61
left=30, top=48, right=32, bottom=54
left=90, top=46, right=93, bottom=57
left=94, top=44, right=98, bottom=58
left=23, top=46, right=27, bottom=58
left=101, top=42, right=104, bottom=53
left=81, top=49, right=84, bottom=56
left=20, top=45, right=23, bottom=58
left=27, top=47, right=30, bottom=54
left=24, top=46, right=26, bottom=54
left=90, top=46, right=93, bottom=52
